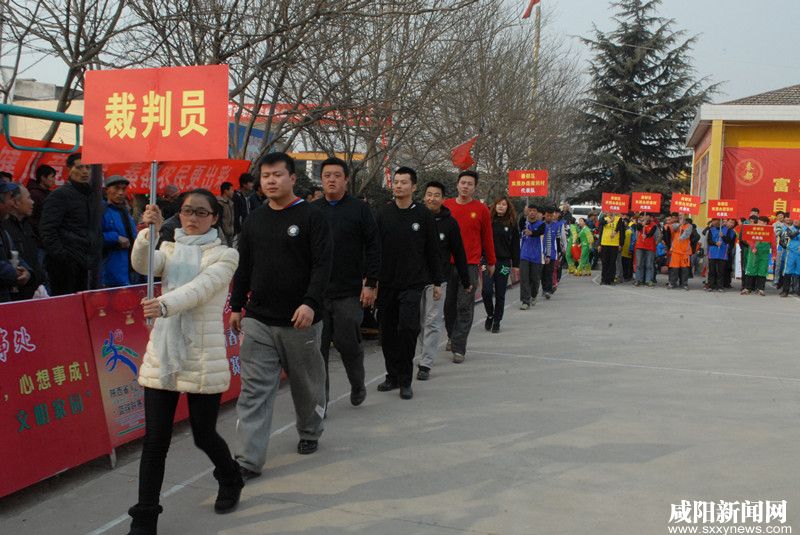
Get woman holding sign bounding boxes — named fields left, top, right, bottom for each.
left=127, top=189, right=242, bottom=534
left=741, top=216, right=772, bottom=296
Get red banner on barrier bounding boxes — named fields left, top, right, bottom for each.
left=0, top=296, right=111, bottom=498
left=670, top=193, right=701, bottom=215
left=83, top=65, right=229, bottom=164
left=82, top=285, right=243, bottom=447
left=508, top=170, right=548, bottom=197
left=708, top=199, right=739, bottom=219
left=601, top=192, right=629, bottom=213
left=722, top=147, right=800, bottom=217
left=631, top=192, right=662, bottom=213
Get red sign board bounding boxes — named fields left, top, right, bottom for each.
left=742, top=224, right=776, bottom=252
left=601, top=193, right=630, bottom=213
left=0, top=296, right=111, bottom=498
left=508, top=170, right=548, bottom=197
left=789, top=200, right=800, bottom=220
left=707, top=199, right=739, bottom=219
left=82, top=285, right=243, bottom=447
left=83, top=65, right=229, bottom=164
left=721, top=147, right=800, bottom=217
left=631, top=192, right=662, bottom=213
left=670, top=193, right=701, bottom=215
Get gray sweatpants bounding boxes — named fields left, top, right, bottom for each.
left=444, top=265, right=479, bottom=356
left=520, top=260, right=543, bottom=304
left=235, top=318, right=326, bottom=474
left=417, top=282, right=447, bottom=369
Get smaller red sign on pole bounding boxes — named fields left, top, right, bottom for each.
left=707, top=199, right=739, bottom=219
left=789, top=200, right=800, bottom=221
left=508, top=170, right=548, bottom=197
left=631, top=192, right=662, bottom=213
left=742, top=224, right=776, bottom=254
left=601, top=193, right=630, bottom=213
left=670, top=193, right=701, bottom=215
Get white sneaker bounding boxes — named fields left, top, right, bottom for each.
left=520, top=303, right=530, bottom=310
left=452, top=352, right=465, bottom=364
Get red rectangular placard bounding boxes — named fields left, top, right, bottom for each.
left=631, top=192, right=662, bottom=213
left=708, top=199, right=739, bottom=219
left=601, top=193, right=630, bottom=213
left=670, top=193, right=701, bottom=215
left=508, top=170, right=548, bottom=197
left=83, top=65, right=229, bottom=164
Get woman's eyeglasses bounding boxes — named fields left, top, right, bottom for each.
left=180, top=207, right=213, bottom=218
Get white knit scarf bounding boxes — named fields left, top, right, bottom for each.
left=153, top=227, right=219, bottom=388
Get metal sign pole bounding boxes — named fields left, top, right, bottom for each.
left=147, top=161, right=157, bottom=305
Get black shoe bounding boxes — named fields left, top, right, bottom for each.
left=214, top=461, right=244, bottom=514
left=400, top=385, right=413, bottom=399
left=350, top=385, right=367, bottom=406
left=238, top=464, right=261, bottom=482
left=127, top=504, right=162, bottom=535
left=484, top=316, right=493, bottom=331
left=297, top=439, right=318, bottom=455
left=491, top=322, right=500, bottom=333
left=377, top=380, right=398, bottom=392
left=417, top=367, right=430, bottom=381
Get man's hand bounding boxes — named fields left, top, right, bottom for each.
left=230, top=312, right=242, bottom=334
left=16, top=267, right=30, bottom=286
left=512, top=267, right=520, bottom=279
left=142, top=204, right=164, bottom=233
left=291, top=304, right=315, bottom=329
left=141, top=298, right=162, bottom=319
left=487, top=264, right=495, bottom=277
left=545, top=257, right=551, bottom=265
left=433, top=286, right=442, bottom=301
left=118, top=236, right=130, bottom=249
left=360, top=286, right=377, bottom=308
left=524, top=229, right=533, bottom=237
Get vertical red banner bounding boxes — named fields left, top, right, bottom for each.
left=0, top=296, right=111, bottom=498
left=601, top=193, right=630, bottom=213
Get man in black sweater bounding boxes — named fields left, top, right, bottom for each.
left=416, top=181, right=469, bottom=380
left=375, top=167, right=443, bottom=400
left=230, top=152, right=333, bottom=478
left=312, top=157, right=380, bottom=408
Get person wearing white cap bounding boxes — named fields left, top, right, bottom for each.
left=101, top=174, right=139, bottom=287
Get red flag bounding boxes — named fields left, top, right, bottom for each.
left=522, top=0, right=541, bottom=19
left=451, top=136, right=478, bottom=170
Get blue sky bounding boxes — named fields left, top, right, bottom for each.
left=539, top=0, right=800, bottom=101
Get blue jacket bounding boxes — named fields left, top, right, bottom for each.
left=787, top=225, right=800, bottom=255
left=707, top=226, right=735, bottom=261
left=101, top=201, right=138, bottom=287
left=521, top=220, right=547, bottom=264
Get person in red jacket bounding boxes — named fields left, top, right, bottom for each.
left=443, top=170, right=495, bottom=363
left=633, top=213, right=657, bottom=287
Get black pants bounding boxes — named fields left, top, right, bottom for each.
left=724, top=252, right=734, bottom=288
left=668, top=267, right=690, bottom=287
left=622, top=257, right=634, bottom=281
left=482, top=260, right=510, bottom=323
left=47, top=257, right=89, bottom=296
left=743, top=275, right=766, bottom=292
left=707, top=259, right=728, bottom=290
left=378, top=287, right=422, bottom=388
left=600, top=246, right=619, bottom=284
left=321, top=296, right=366, bottom=400
left=542, top=260, right=555, bottom=293
left=138, top=388, right=236, bottom=507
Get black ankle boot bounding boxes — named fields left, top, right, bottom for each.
left=214, top=460, right=245, bottom=514
left=127, top=504, right=162, bottom=535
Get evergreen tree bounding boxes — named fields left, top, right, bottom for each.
left=572, top=0, right=717, bottom=201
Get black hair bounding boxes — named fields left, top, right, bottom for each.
left=759, top=216, right=770, bottom=223
left=457, top=170, right=479, bottom=185
left=180, top=188, right=221, bottom=216
left=259, top=152, right=296, bottom=174
left=320, top=156, right=349, bottom=178
left=35, top=165, right=57, bottom=181
left=220, top=182, right=233, bottom=194
left=238, top=173, right=255, bottom=188
left=0, top=171, right=12, bottom=182
left=66, top=152, right=82, bottom=168
left=424, top=180, right=446, bottom=196
left=394, top=166, right=417, bottom=184
left=750, top=207, right=760, bottom=213
left=776, top=211, right=786, bottom=217
left=670, top=212, right=679, bottom=217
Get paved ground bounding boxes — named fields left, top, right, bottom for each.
left=3, top=272, right=800, bottom=534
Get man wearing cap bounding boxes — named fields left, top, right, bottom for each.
left=101, top=175, right=139, bottom=287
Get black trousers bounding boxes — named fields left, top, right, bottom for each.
left=47, top=257, right=89, bottom=296
left=622, top=257, right=634, bottom=281
left=378, top=287, right=423, bottom=388
left=668, top=267, right=690, bottom=287
left=707, top=259, right=727, bottom=290
left=138, top=388, right=237, bottom=507
left=542, top=260, right=555, bottom=293
left=743, top=275, right=766, bottom=292
left=600, top=246, right=619, bottom=284
left=482, top=260, right=510, bottom=323
left=321, top=296, right=366, bottom=400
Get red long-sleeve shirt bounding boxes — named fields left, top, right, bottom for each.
left=443, top=198, right=496, bottom=265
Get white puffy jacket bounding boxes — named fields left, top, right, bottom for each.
left=131, top=229, right=239, bottom=394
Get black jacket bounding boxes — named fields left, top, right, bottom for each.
left=312, top=194, right=381, bottom=298
left=491, top=218, right=521, bottom=267
left=39, top=180, right=101, bottom=270
left=231, top=200, right=333, bottom=326
left=375, top=201, right=443, bottom=290
left=0, top=225, right=18, bottom=302
left=432, top=206, right=469, bottom=289
left=232, top=189, right=251, bottom=235
left=27, top=180, right=50, bottom=245
left=3, top=215, right=46, bottom=300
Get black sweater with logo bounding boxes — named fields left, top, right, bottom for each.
left=230, top=200, right=333, bottom=326
left=433, top=206, right=470, bottom=289
left=491, top=218, right=521, bottom=267
left=375, top=201, right=444, bottom=290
